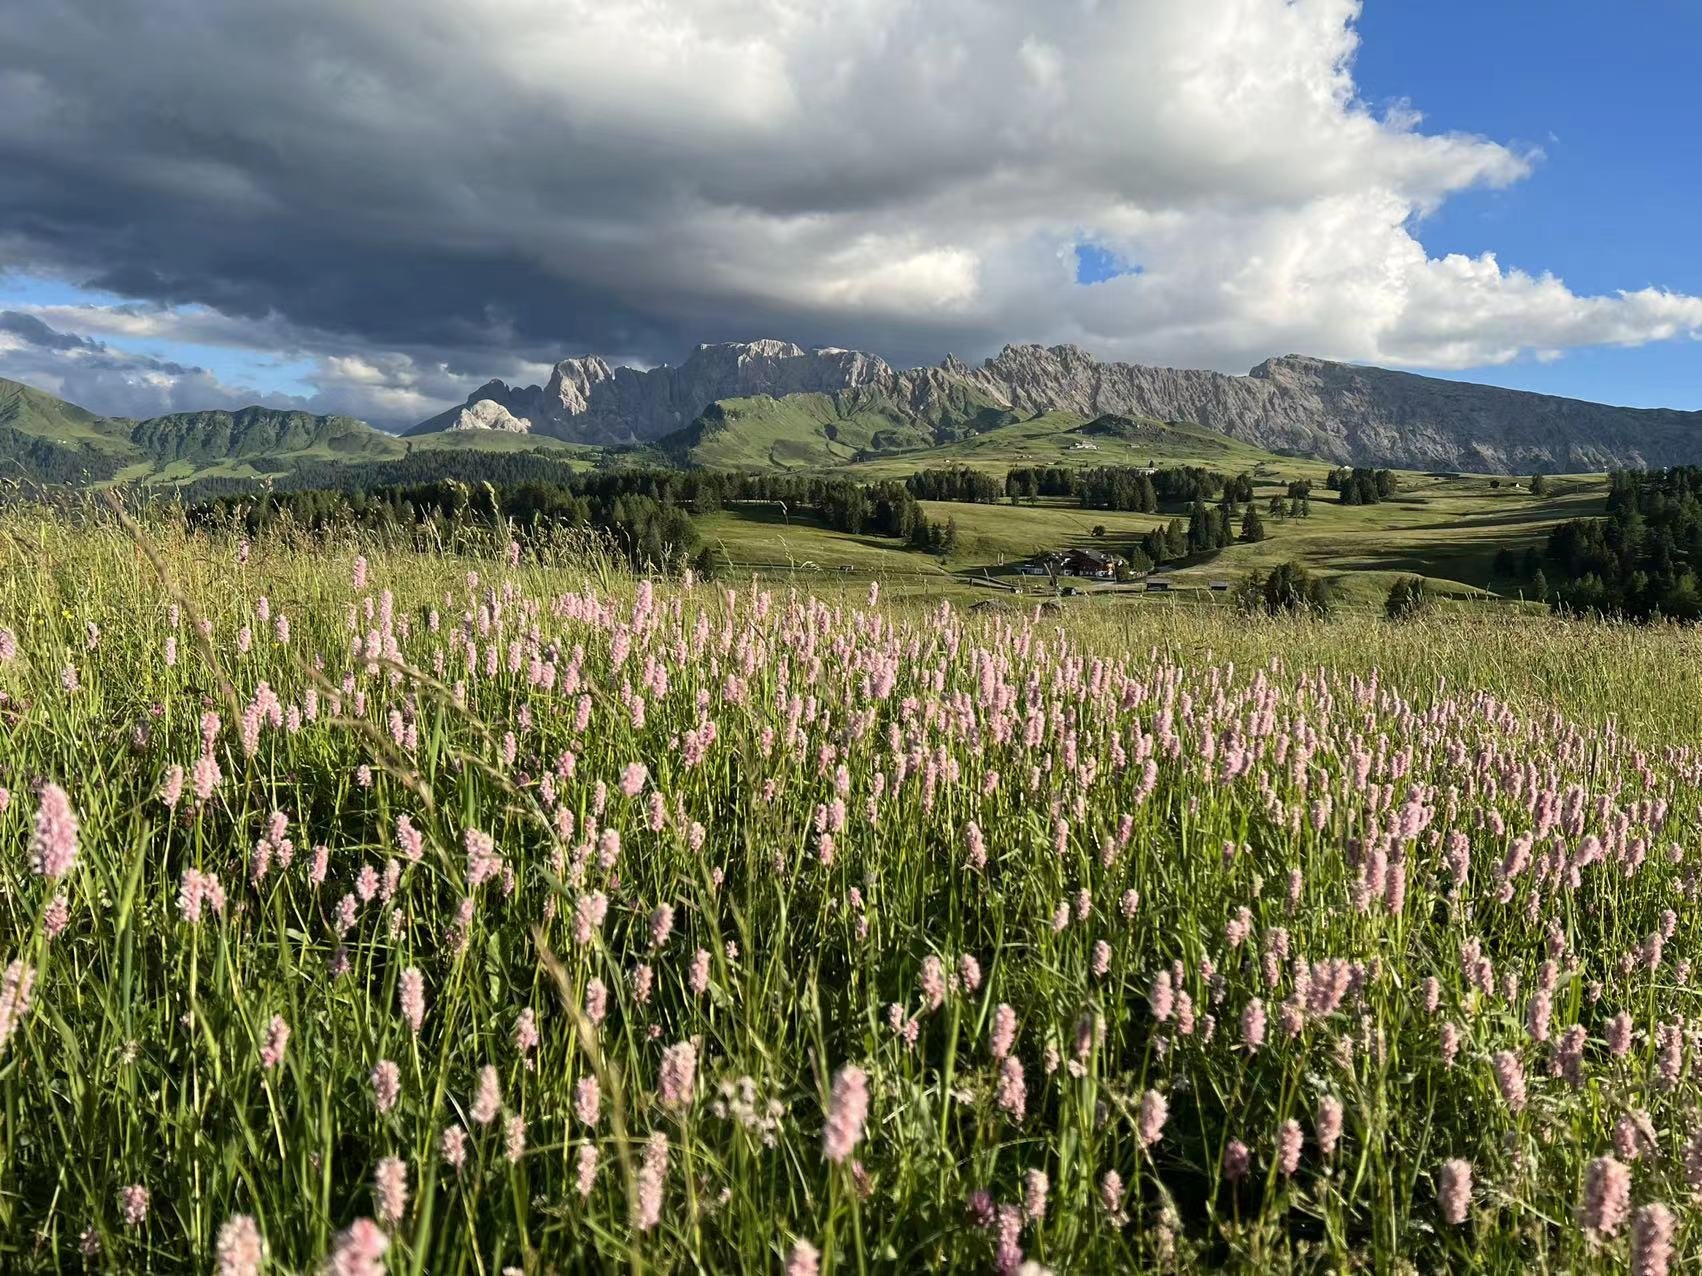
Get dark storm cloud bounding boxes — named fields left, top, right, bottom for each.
left=0, top=311, right=99, bottom=354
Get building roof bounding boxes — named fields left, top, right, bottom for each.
left=1061, top=547, right=1120, bottom=566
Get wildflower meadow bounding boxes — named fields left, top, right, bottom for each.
left=4, top=510, right=1702, bottom=1272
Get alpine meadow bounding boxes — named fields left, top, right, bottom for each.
left=7, top=0, right=1702, bottom=1272
left=4, top=506, right=1702, bottom=1273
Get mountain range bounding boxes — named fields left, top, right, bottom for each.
left=413, top=339, right=1702, bottom=475
left=6, top=339, right=1702, bottom=486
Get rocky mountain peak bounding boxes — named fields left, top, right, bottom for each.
left=448, top=399, right=531, bottom=433
left=410, top=337, right=1702, bottom=473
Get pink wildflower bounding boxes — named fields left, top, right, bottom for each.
left=576, top=1142, right=600, bottom=1196
left=1491, top=1050, right=1526, bottom=1112
left=1138, top=1089, right=1168, bottom=1147
left=660, top=1040, right=697, bottom=1108
left=1607, top=1011, right=1634, bottom=1057
left=371, top=1059, right=401, bottom=1114
left=1316, top=1095, right=1344, bottom=1158
left=260, top=1015, right=290, bottom=1068
left=634, top=1132, right=669, bottom=1230
left=1149, top=970, right=1174, bottom=1022
left=1024, top=1168, right=1049, bottom=1222
left=958, top=954, right=982, bottom=993
left=786, top=1239, right=821, bottom=1276
left=373, top=1156, right=408, bottom=1227
left=0, top=961, right=37, bottom=1053
left=505, top=1114, right=527, bottom=1162
left=1276, top=1118, right=1303, bottom=1176
left=1578, top=1155, right=1632, bottom=1235
left=1632, top=1203, right=1676, bottom=1276
left=177, top=869, right=226, bottom=923
left=1438, top=1158, right=1472, bottom=1225
left=575, top=1075, right=601, bottom=1127
left=996, top=1056, right=1026, bottom=1122
left=471, top=1065, right=502, bottom=1125
left=440, top=1125, right=467, bottom=1170
left=43, top=895, right=69, bottom=941
left=326, top=1218, right=388, bottom=1276
left=920, top=955, right=947, bottom=1012
left=118, top=1184, right=150, bottom=1227
left=1241, top=998, right=1267, bottom=1052
left=649, top=903, right=675, bottom=950
left=823, top=1064, right=870, bottom=1163
left=1100, top=1169, right=1125, bottom=1217
left=215, top=1215, right=265, bottom=1276
left=1222, top=1140, right=1251, bottom=1182
left=30, top=783, right=79, bottom=880
left=399, top=967, right=426, bottom=1035
left=990, top=1004, right=1017, bottom=1059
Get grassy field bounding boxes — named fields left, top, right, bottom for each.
left=1, top=509, right=1700, bottom=1272
left=843, top=411, right=1291, bottom=482
left=645, top=396, right=1609, bottom=607
left=689, top=467, right=1604, bottom=612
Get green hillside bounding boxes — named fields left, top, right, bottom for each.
left=408, top=429, right=602, bottom=465
left=128, top=406, right=406, bottom=467
left=0, top=376, right=146, bottom=482
left=657, top=394, right=935, bottom=469
left=844, top=411, right=1296, bottom=480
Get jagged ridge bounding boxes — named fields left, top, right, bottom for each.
left=413, top=341, right=1702, bottom=474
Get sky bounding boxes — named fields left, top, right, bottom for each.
left=0, top=0, right=1698, bottom=430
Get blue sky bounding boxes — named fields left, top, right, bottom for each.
left=0, top=275, right=320, bottom=398
left=1352, top=0, right=1702, bottom=406
left=1, top=0, right=1699, bottom=424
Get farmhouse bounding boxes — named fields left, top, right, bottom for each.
left=1057, top=548, right=1122, bottom=579
left=1015, top=548, right=1124, bottom=580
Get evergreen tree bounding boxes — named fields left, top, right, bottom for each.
left=1384, top=576, right=1430, bottom=620
left=1262, top=561, right=1331, bottom=617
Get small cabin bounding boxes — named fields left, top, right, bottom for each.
left=1056, top=548, right=1121, bottom=580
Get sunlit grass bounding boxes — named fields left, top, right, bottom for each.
left=0, top=506, right=1696, bottom=1272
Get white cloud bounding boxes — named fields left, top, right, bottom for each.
left=0, top=0, right=1697, bottom=422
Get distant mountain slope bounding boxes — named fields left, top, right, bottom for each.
left=957, top=348, right=1702, bottom=475
left=415, top=340, right=1702, bottom=474
left=653, top=387, right=1015, bottom=470
left=0, top=375, right=128, bottom=444
left=0, top=378, right=418, bottom=484
left=408, top=340, right=895, bottom=444
left=128, top=406, right=405, bottom=466
left=0, top=375, right=145, bottom=481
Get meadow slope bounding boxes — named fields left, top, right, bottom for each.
left=1, top=513, right=1700, bottom=1271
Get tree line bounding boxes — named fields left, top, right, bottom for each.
left=1002, top=464, right=1228, bottom=512
left=1524, top=467, right=1702, bottom=619
left=188, top=468, right=965, bottom=575
left=1327, top=467, right=1397, bottom=505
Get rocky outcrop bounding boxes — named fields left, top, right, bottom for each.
left=410, top=340, right=894, bottom=445
left=947, top=346, right=1702, bottom=473
left=447, top=399, right=531, bottom=433
left=411, top=339, right=1702, bottom=473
